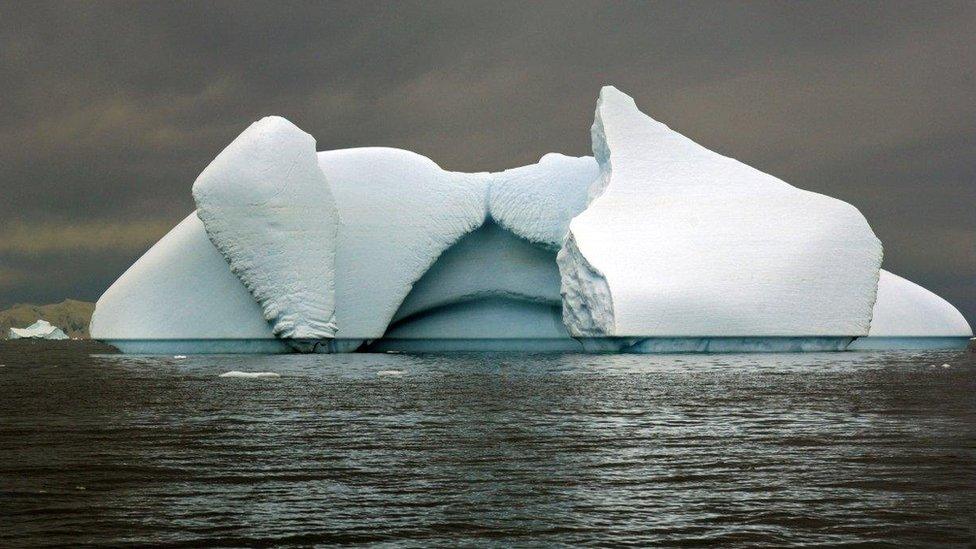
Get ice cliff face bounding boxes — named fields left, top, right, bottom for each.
left=192, top=117, right=339, bottom=343
left=559, top=86, right=884, bottom=337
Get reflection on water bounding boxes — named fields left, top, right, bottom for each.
left=1, top=342, right=974, bottom=546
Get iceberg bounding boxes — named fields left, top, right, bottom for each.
left=848, top=270, right=973, bottom=350
left=193, top=117, right=339, bottom=344
left=90, top=85, right=970, bottom=354
left=558, top=86, right=883, bottom=339
left=7, top=319, right=69, bottom=340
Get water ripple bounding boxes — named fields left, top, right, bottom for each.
left=0, top=342, right=974, bottom=546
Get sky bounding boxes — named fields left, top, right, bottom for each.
left=0, top=1, right=973, bottom=324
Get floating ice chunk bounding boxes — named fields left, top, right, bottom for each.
left=559, top=86, right=883, bottom=337
left=488, top=153, right=598, bottom=249
left=219, top=371, right=281, bottom=378
left=89, top=214, right=286, bottom=351
left=376, top=370, right=404, bottom=377
left=318, top=147, right=488, bottom=339
left=193, top=116, right=338, bottom=341
left=173, top=355, right=187, bottom=359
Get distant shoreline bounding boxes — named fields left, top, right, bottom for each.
left=0, top=299, right=94, bottom=339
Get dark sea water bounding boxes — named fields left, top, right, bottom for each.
left=1, top=341, right=974, bottom=547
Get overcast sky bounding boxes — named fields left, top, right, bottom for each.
left=1, top=1, right=973, bottom=324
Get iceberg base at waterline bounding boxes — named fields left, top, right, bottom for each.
left=101, top=336, right=962, bottom=355
left=847, top=336, right=971, bottom=351
left=101, top=339, right=291, bottom=355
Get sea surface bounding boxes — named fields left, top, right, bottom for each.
left=1, top=341, right=974, bottom=547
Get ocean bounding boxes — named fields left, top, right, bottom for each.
left=1, top=341, right=974, bottom=547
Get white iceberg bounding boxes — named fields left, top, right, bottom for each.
left=90, top=148, right=590, bottom=353
left=7, top=319, right=69, bottom=340
left=193, top=117, right=339, bottom=343
left=90, top=85, right=971, bottom=354
left=848, top=270, right=973, bottom=350
left=558, top=86, right=884, bottom=340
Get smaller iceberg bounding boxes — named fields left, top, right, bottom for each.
left=7, top=320, right=69, bottom=340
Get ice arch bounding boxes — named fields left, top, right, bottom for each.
left=316, top=148, right=596, bottom=342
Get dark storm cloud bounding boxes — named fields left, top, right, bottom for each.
left=0, top=0, right=973, bottom=322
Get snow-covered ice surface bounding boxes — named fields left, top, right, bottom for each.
left=89, top=214, right=288, bottom=353
left=193, top=117, right=339, bottom=343
left=559, top=86, right=884, bottom=338
left=7, top=320, right=68, bottom=340
left=849, top=270, right=973, bottom=350
left=487, top=153, right=598, bottom=249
